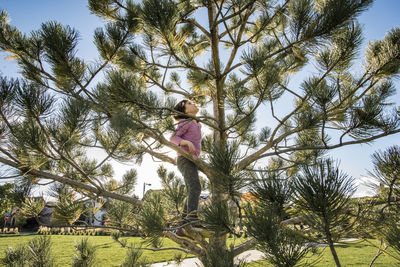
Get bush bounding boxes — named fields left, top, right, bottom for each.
left=0, top=227, right=19, bottom=234
left=28, top=236, right=55, bottom=267
left=72, top=238, right=97, bottom=267
left=2, top=236, right=55, bottom=267
left=35, top=226, right=113, bottom=236
left=3, top=245, right=29, bottom=266
left=120, top=245, right=149, bottom=267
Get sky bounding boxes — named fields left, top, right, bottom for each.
left=0, top=0, right=399, bottom=198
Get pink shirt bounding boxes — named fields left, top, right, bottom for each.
left=170, top=119, right=202, bottom=157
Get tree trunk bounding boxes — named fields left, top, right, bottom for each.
left=325, top=225, right=341, bottom=267
left=208, top=0, right=226, bottom=145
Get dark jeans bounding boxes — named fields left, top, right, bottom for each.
left=177, top=156, right=201, bottom=215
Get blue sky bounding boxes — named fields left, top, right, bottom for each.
left=1, top=0, right=399, bottom=197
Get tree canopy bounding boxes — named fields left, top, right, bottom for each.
left=0, top=0, right=400, bottom=266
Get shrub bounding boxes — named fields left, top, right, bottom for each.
left=3, top=245, right=29, bottom=266
left=72, top=238, right=97, bottom=267
left=2, top=236, right=55, bottom=267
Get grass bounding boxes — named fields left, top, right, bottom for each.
left=1, top=235, right=399, bottom=266
left=246, top=239, right=400, bottom=267
left=0, top=234, right=193, bottom=266
left=0, top=234, right=247, bottom=266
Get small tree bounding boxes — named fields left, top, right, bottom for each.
left=2, top=236, right=55, bottom=267
left=292, top=159, right=356, bottom=267
left=20, top=196, right=45, bottom=225
left=370, top=146, right=400, bottom=211
left=362, top=146, right=400, bottom=265
left=28, top=236, right=55, bottom=267
left=120, top=245, right=149, bottom=267
left=2, top=245, right=29, bottom=267
left=0, top=0, right=400, bottom=265
left=72, top=238, right=97, bottom=267
left=245, top=172, right=317, bottom=267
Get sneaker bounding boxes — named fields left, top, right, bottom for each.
left=175, top=227, right=185, bottom=236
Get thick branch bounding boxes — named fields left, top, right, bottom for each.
left=163, top=231, right=204, bottom=257
left=144, top=130, right=211, bottom=177
left=233, top=237, right=258, bottom=256
left=144, top=149, right=176, bottom=165
left=0, top=156, right=140, bottom=205
left=182, top=225, right=210, bottom=250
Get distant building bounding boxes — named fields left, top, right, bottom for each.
left=82, top=199, right=107, bottom=226
left=38, top=201, right=56, bottom=225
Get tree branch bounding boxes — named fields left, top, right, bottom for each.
left=143, top=129, right=211, bottom=178
left=0, top=156, right=140, bottom=205
left=144, top=149, right=176, bottom=165
left=235, top=125, right=303, bottom=171
left=255, top=129, right=400, bottom=161
left=215, top=1, right=254, bottom=26
left=222, top=1, right=256, bottom=79
left=163, top=231, right=204, bottom=257
left=181, top=18, right=211, bottom=39
left=233, top=237, right=258, bottom=256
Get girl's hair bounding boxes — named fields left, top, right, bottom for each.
left=173, top=99, right=189, bottom=120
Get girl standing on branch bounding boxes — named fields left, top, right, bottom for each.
left=170, top=100, right=202, bottom=222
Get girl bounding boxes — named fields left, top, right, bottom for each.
left=170, top=100, right=202, bottom=222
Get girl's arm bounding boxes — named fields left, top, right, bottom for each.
left=170, top=121, right=196, bottom=154
left=170, top=121, right=190, bottom=145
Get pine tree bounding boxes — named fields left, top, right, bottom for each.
left=292, top=159, right=355, bottom=267
left=1, top=0, right=400, bottom=265
left=360, top=146, right=400, bottom=266
left=72, top=238, right=97, bottom=267
left=2, top=236, right=55, bottom=267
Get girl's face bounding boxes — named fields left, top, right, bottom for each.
left=184, top=101, right=199, bottom=115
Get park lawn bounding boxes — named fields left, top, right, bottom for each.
left=0, top=234, right=247, bottom=266
left=246, top=239, right=400, bottom=267
left=2, top=235, right=399, bottom=266
left=0, top=234, right=194, bottom=266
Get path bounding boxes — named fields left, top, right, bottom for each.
left=150, top=250, right=265, bottom=267
left=149, top=238, right=360, bottom=266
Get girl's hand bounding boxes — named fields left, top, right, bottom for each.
left=180, top=140, right=196, bottom=154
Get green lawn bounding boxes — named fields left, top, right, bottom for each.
left=1, top=235, right=399, bottom=266
left=0, top=234, right=195, bottom=266
left=246, top=239, right=400, bottom=267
